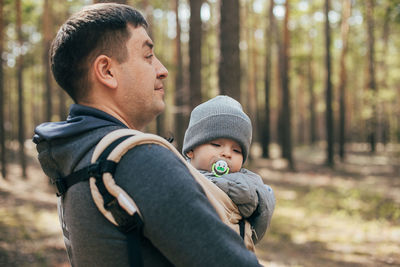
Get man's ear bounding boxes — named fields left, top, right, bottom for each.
left=186, top=150, right=194, bottom=159
left=93, top=55, right=118, bottom=89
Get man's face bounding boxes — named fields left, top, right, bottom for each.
left=115, top=25, right=168, bottom=130
left=187, top=138, right=243, bottom=173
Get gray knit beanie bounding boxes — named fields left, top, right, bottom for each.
left=182, top=95, right=252, bottom=162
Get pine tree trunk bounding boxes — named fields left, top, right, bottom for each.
left=219, top=0, right=240, bottom=100
left=261, top=0, right=274, bottom=158
left=275, top=11, right=284, bottom=155
left=380, top=4, right=390, bottom=145
left=297, top=75, right=306, bottom=145
left=43, top=0, right=52, bottom=122
left=338, top=0, right=351, bottom=160
left=245, top=0, right=259, bottom=153
left=366, top=0, right=377, bottom=153
left=189, top=0, right=202, bottom=109
left=324, top=0, right=334, bottom=167
left=280, top=0, right=294, bottom=170
left=174, top=0, right=187, bottom=152
left=307, top=50, right=317, bottom=144
left=16, top=0, right=26, bottom=178
left=0, top=0, right=5, bottom=179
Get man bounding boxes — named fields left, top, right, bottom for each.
left=33, top=3, right=262, bottom=266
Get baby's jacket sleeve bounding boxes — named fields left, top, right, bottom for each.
left=203, top=169, right=276, bottom=244
left=205, top=170, right=258, bottom=218
left=242, top=169, right=276, bottom=244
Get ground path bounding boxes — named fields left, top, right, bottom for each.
left=0, top=143, right=399, bottom=266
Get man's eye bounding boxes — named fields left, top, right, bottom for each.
left=146, top=54, right=153, bottom=59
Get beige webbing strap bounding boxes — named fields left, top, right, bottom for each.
left=89, top=129, right=255, bottom=251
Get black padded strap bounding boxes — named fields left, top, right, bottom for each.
left=127, top=226, right=144, bottom=267
left=239, top=219, right=245, bottom=240
left=105, top=198, right=143, bottom=233
left=54, top=134, right=133, bottom=196
left=55, top=132, right=143, bottom=267
left=94, top=134, right=144, bottom=267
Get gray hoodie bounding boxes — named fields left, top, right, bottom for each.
left=33, top=104, right=262, bottom=267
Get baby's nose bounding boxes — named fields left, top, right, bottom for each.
left=220, top=148, right=231, bottom=158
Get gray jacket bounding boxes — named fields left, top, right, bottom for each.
left=201, top=169, right=275, bottom=243
left=33, top=104, right=262, bottom=267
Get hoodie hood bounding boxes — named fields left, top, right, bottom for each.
left=33, top=104, right=127, bottom=180
left=33, top=104, right=127, bottom=144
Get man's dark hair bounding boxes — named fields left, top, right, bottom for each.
left=50, top=3, right=148, bottom=102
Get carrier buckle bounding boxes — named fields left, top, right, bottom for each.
left=54, top=178, right=67, bottom=197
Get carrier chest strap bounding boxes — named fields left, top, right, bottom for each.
left=54, top=135, right=133, bottom=197
left=54, top=160, right=117, bottom=196
left=54, top=133, right=144, bottom=267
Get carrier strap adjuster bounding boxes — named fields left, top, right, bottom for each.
left=54, top=160, right=118, bottom=197
left=54, top=178, right=67, bottom=197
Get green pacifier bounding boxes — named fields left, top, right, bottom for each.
left=212, top=160, right=230, bottom=177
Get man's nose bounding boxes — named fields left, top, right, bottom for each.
left=155, top=57, right=168, bottom=79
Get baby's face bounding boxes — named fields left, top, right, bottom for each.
left=186, top=138, right=243, bottom=173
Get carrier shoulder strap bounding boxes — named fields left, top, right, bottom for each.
left=55, top=129, right=254, bottom=263
left=55, top=129, right=145, bottom=267
left=93, top=129, right=255, bottom=251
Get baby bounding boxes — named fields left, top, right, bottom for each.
left=182, top=95, right=275, bottom=243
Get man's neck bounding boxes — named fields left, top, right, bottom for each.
left=77, top=101, right=144, bottom=130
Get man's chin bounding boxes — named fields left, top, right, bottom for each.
left=154, top=102, right=166, bottom=116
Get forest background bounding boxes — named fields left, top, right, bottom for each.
left=0, top=0, right=399, bottom=266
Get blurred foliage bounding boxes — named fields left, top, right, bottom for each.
left=0, top=0, right=399, bottom=145
left=0, top=191, right=65, bottom=267
left=302, top=187, right=400, bottom=223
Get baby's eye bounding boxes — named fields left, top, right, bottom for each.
left=210, top=143, right=221, bottom=147
left=233, top=149, right=242, bottom=154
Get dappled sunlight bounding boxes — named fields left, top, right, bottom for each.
left=253, top=144, right=400, bottom=266
left=0, top=142, right=399, bottom=266
left=0, top=161, right=67, bottom=266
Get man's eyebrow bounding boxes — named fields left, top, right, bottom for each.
left=142, top=40, right=154, bottom=49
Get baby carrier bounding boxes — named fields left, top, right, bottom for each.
left=54, top=129, right=254, bottom=266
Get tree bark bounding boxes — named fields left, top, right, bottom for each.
left=174, top=0, right=187, bottom=152
left=245, top=0, right=259, bottom=154
left=16, top=0, right=26, bottom=178
left=366, top=0, right=377, bottom=153
left=189, top=0, right=202, bottom=109
left=219, top=0, right=240, bottom=101
left=261, top=0, right=274, bottom=158
left=324, top=0, right=334, bottom=167
left=297, top=75, right=306, bottom=144
left=275, top=8, right=284, bottom=156
left=0, top=0, right=5, bottom=179
left=307, top=48, right=317, bottom=144
left=379, top=4, right=391, bottom=145
left=43, top=0, right=52, bottom=122
left=338, top=0, right=351, bottom=160
left=280, top=0, right=294, bottom=170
